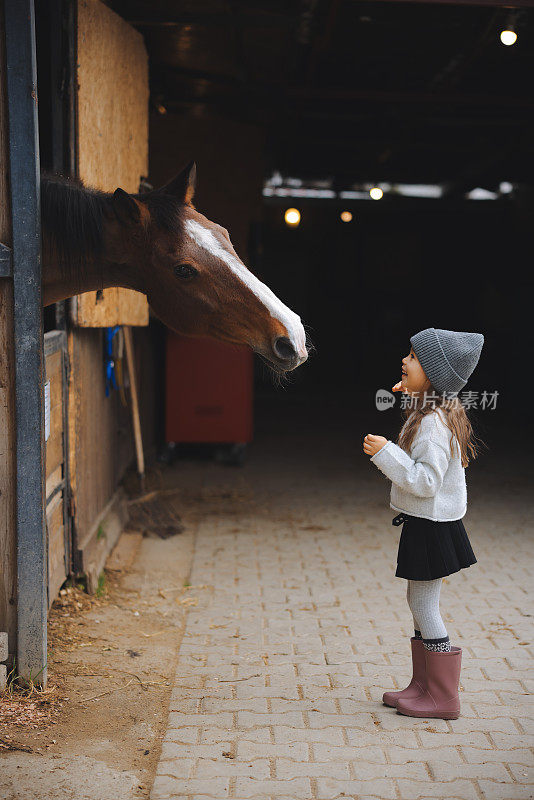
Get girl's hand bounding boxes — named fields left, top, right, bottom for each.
left=363, top=434, right=388, bottom=457
left=392, top=381, right=403, bottom=392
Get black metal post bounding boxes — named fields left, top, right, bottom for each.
left=4, top=0, right=47, bottom=686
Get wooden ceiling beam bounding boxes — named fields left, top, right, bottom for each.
left=157, top=96, right=527, bottom=130
left=123, top=0, right=534, bottom=24
left=152, top=65, right=534, bottom=110
left=121, top=11, right=296, bottom=28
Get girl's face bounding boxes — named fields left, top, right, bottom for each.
left=401, top=348, right=432, bottom=395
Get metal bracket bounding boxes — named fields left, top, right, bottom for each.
left=0, top=242, right=13, bottom=277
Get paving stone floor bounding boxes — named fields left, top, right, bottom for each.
left=151, top=397, right=533, bottom=800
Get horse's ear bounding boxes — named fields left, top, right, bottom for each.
left=160, top=161, right=196, bottom=204
left=112, top=188, right=141, bottom=225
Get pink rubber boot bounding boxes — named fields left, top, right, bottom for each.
left=397, top=646, right=461, bottom=720
left=382, top=638, right=426, bottom=708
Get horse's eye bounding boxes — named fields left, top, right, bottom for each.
left=174, top=264, right=198, bottom=280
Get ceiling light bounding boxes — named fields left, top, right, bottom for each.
left=370, top=187, right=383, bottom=200
left=500, top=28, right=517, bottom=46
left=395, top=183, right=443, bottom=199
left=340, top=211, right=353, bottom=222
left=466, top=188, right=498, bottom=200
left=284, top=208, right=301, bottom=227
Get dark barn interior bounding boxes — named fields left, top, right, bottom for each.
left=105, top=0, right=534, bottom=460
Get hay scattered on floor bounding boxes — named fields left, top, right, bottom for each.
left=0, top=687, right=64, bottom=735
left=0, top=674, right=65, bottom=740
left=48, top=584, right=105, bottom=651
left=0, top=584, right=98, bottom=735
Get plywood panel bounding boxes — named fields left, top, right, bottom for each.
left=0, top=0, right=16, bottom=650
left=73, top=287, right=149, bottom=327
left=46, top=493, right=65, bottom=608
left=45, top=349, right=63, bottom=479
left=73, top=0, right=149, bottom=328
left=73, top=290, right=120, bottom=327
left=45, top=465, right=63, bottom=499
left=43, top=335, right=68, bottom=607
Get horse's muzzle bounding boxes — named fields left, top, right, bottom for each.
left=271, top=336, right=307, bottom=371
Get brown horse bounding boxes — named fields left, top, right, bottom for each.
left=41, top=163, right=308, bottom=371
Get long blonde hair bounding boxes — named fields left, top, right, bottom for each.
left=397, top=391, right=482, bottom=468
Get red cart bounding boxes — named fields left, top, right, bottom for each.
left=165, top=333, right=253, bottom=461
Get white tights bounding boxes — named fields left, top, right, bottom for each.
left=406, top=579, right=448, bottom=641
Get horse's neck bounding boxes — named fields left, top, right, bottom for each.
left=42, top=245, right=101, bottom=306
left=43, top=249, right=136, bottom=309
left=40, top=178, right=139, bottom=306
left=42, top=252, right=141, bottom=306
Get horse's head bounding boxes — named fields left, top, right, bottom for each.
left=108, top=162, right=308, bottom=372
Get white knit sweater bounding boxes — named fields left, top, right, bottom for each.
left=370, top=408, right=467, bottom=522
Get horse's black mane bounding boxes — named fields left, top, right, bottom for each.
left=41, top=173, right=108, bottom=272
left=40, top=172, right=184, bottom=277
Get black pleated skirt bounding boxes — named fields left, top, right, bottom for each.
left=393, top=513, right=477, bottom=580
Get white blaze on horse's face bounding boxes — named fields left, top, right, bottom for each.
left=185, top=218, right=308, bottom=364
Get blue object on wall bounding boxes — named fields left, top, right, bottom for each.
left=104, top=326, right=120, bottom=396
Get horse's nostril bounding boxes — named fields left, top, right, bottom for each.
left=273, top=336, right=297, bottom=362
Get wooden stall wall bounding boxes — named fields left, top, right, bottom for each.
left=44, top=332, right=69, bottom=607
left=69, top=0, right=155, bottom=591
left=0, top=0, right=16, bottom=653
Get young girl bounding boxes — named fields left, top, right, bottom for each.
left=363, top=327, right=484, bottom=720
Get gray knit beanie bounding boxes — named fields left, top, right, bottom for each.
left=410, top=328, right=484, bottom=396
